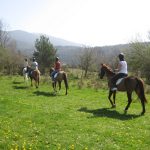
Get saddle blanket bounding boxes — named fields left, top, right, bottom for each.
left=54, top=73, right=58, bottom=78
left=116, top=78, right=124, bottom=85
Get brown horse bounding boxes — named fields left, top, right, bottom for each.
left=27, top=66, right=40, bottom=88
left=99, top=63, right=147, bottom=115
left=50, top=68, right=68, bottom=95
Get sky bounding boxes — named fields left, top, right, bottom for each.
left=1, top=0, right=150, bottom=46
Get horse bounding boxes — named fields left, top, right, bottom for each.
left=22, top=67, right=28, bottom=82
left=99, top=63, right=147, bottom=115
left=26, top=66, right=40, bottom=88
left=50, top=68, right=68, bottom=95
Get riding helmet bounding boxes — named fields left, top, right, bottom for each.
left=118, top=53, right=124, bottom=60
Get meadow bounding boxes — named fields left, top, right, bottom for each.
left=0, top=74, right=150, bottom=150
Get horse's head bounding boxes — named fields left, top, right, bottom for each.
left=99, top=63, right=115, bottom=79
left=99, top=64, right=106, bottom=79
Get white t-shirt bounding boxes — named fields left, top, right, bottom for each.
left=118, top=61, right=128, bottom=74
left=31, top=61, right=38, bottom=70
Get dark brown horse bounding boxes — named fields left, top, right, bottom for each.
left=99, top=63, right=147, bottom=115
left=50, top=68, right=68, bottom=95
left=27, top=66, right=40, bottom=88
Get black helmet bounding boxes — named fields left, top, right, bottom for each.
left=118, top=53, right=124, bottom=60
left=33, top=57, right=36, bottom=61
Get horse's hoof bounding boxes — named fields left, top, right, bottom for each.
left=141, top=112, right=145, bottom=115
left=111, top=105, right=116, bottom=108
left=124, top=110, right=127, bottom=114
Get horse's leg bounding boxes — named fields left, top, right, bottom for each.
left=140, top=99, right=145, bottom=115
left=38, top=76, right=39, bottom=86
left=113, top=91, right=116, bottom=107
left=135, top=90, right=146, bottom=115
left=36, top=79, right=38, bottom=88
left=124, top=91, right=132, bottom=114
left=58, top=81, right=61, bottom=90
left=64, top=80, right=67, bottom=95
left=108, top=90, right=115, bottom=108
left=31, top=78, right=33, bottom=86
left=35, top=76, right=39, bottom=88
left=52, top=81, right=57, bottom=92
left=135, top=84, right=146, bottom=115
left=55, top=81, right=57, bottom=92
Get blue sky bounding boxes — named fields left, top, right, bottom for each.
left=1, top=0, right=150, bottom=46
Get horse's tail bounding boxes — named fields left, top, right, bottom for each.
left=63, top=73, right=69, bottom=89
left=135, top=78, right=147, bottom=103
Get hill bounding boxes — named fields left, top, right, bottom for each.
left=8, top=30, right=130, bottom=65
left=8, top=30, right=82, bottom=51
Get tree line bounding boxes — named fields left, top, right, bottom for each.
left=0, top=20, right=150, bottom=84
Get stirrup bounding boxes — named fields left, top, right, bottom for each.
left=111, top=87, right=117, bottom=91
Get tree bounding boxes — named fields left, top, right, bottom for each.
left=78, top=47, right=95, bottom=77
left=0, top=20, right=10, bottom=48
left=126, top=35, right=150, bottom=84
left=34, top=35, right=57, bottom=73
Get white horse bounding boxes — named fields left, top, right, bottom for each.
left=22, top=67, right=28, bottom=82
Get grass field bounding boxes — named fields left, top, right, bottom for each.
left=0, top=75, right=150, bottom=150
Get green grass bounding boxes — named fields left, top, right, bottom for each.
left=0, top=76, right=150, bottom=150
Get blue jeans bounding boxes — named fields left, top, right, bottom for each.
left=51, top=70, right=58, bottom=81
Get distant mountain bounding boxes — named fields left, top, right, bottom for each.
left=8, top=30, right=82, bottom=52
left=8, top=30, right=131, bottom=65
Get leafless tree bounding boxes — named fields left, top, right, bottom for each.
left=0, top=20, right=10, bottom=48
left=78, top=47, right=96, bottom=77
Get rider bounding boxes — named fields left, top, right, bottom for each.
left=23, top=58, right=28, bottom=73
left=24, top=58, right=28, bottom=68
left=51, top=57, right=61, bottom=82
left=31, top=57, right=38, bottom=70
left=111, top=53, right=128, bottom=91
left=29, top=57, right=40, bottom=76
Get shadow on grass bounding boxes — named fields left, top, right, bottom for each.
left=33, top=91, right=57, bottom=97
left=12, top=81, right=23, bottom=84
left=13, top=85, right=28, bottom=89
left=78, top=107, right=141, bottom=120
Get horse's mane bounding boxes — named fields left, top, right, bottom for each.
left=102, top=64, right=115, bottom=75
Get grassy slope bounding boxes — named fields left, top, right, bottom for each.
left=0, top=76, right=150, bottom=150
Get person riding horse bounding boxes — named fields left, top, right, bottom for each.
left=23, top=58, right=29, bottom=81
left=99, top=63, right=147, bottom=115
left=111, top=53, right=128, bottom=91
left=24, top=58, right=28, bottom=68
left=26, top=58, right=40, bottom=88
left=28, top=57, right=40, bottom=77
left=51, top=57, right=61, bottom=82
left=50, top=57, right=68, bottom=95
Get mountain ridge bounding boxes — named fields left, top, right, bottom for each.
left=8, top=30, right=83, bottom=51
